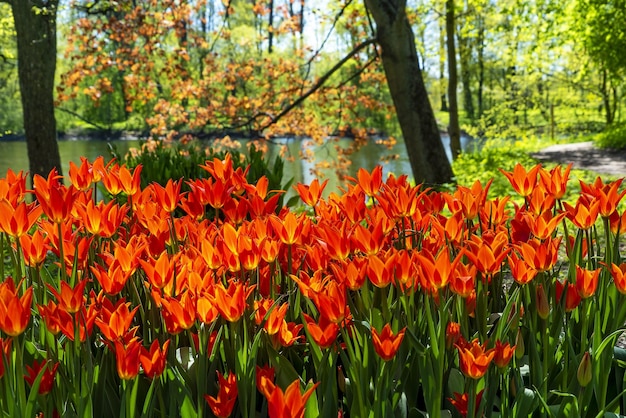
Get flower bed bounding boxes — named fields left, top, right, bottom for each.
left=0, top=157, right=625, bottom=417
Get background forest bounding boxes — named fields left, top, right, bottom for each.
left=0, top=0, right=624, bottom=178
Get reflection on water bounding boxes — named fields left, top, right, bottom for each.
left=0, top=135, right=466, bottom=197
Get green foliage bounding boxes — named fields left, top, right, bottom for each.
left=594, top=123, right=626, bottom=150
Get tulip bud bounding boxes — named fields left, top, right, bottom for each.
left=577, top=352, right=592, bottom=387
left=515, top=329, right=525, bottom=360
left=446, top=322, right=461, bottom=349
left=535, top=284, right=550, bottom=320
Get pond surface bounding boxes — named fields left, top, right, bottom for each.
left=0, top=134, right=470, bottom=197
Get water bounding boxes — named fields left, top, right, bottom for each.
left=0, top=134, right=468, bottom=197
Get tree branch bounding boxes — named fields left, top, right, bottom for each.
left=258, top=37, right=377, bottom=132
left=55, top=107, right=109, bottom=131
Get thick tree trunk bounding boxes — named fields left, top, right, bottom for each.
left=446, top=0, right=461, bottom=160
left=9, top=0, right=62, bottom=180
left=364, top=0, right=454, bottom=185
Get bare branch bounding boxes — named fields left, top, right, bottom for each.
left=258, top=37, right=377, bottom=132
left=56, top=107, right=109, bottom=131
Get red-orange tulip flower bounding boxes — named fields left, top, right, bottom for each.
left=609, top=262, right=626, bottom=294
left=449, top=390, right=484, bottom=418
left=466, top=231, right=510, bottom=277
left=117, top=164, right=143, bottom=197
left=25, top=359, right=59, bottom=395
left=356, top=165, right=383, bottom=197
left=269, top=212, right=308, bottom=246
left=161, top=291, right=196, bottom=334
left=140, top=339, right=170, bottom=380
left=0, top=277, right=33, bottom=337
left=366, top=253, right=395, bottom=288
left=264, top=303, right=289, bottom=336
left=446, top=322, right=462, bottom=349
left=33, top=170, right=77, bottom=224
left=91, top=265, right=131, bottom=296
left=211, top=280, right=249, bottom=323
left=0, top=338, right=10, bottom=378
left=555, top=280, right=581, bottom=312
left=417, top=248, right=465, bottom=292
left=152, top=179, right=183, bottom=214
left=20, top=230, right=50, bottom=268
left=294, top=178, right=328, bottom=207
left=493, top=340, right=516, bottom=369
left=575, top=266, right=600, bottom=299
left=196, top=291, right=220, bottom=325
left=205, top=371, right=238, bottom=418
left=266, top=379, right=319, bottom=418
left=276, top=321, right=303, bottom=347
left=456, top=338, right=495, bottom=379
left=371, top=324, right=406, bottom=361
left=256, top=364, right=276, bottom=398
left=516, top=237, right=561, bottom=273
left=114, top=338, right=142, bottom=380
left=47, top=279, right=88, bottom=314
left=449, top=262, right=476, bottom=298
left=303, top=313, right=339, bottom=349
left=499, top=163, right=541, bottom=197
left=140, top=251, right=176, bottom=291
left=539, top=164, right=572, bottom=200
left=508, top=253, right=538, bottom=285
left=563, top=198, right=600, bottom=230
left=0, top=201, right=42, bottom=238
left=310, top=280, right=346, bottom=324
left=95, top=300, right=139, bottom=342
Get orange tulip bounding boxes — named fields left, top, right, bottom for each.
left=294, top=178, right=328, bottom=206
left=516, top=237, right=561, bottom=273
left=449, top=261, right=476, bottom=298
left=47, top=279, right=88, bottom=315
left=256, top=364, right=276, bottom=398
left=563, top=198, right=600, bottom=230
left=371, top=324, right=406, bottom=361
left=152, top=179, right=183, bottom=214
left=525, top=211, right=566, bottom=241
left=114, top=338, right=142, bottom=380
left=205, top=371, right=238, bottom=418
left=140, top=251, right=176, bottom=291
left=25, top=359, right=59, bottom=395
left=538, top=164, right=571, bottom=200
left=446, top=322, right=462, bottom=349
left=68, top=156, right=100, bottom=191
left=555, top=280, right=582, bottom=312
left=0, top=277, right=33, bottom=337
left=508, top=253, right=538, bottom=285
left=95, top=300, right=139, bottom=342
left=269, top=212, right=308, bottom=246
left=265, top=379, right=319, bottom=418
left=499, top=163, right=541, bottom=197
left=310, top=279, right=346, bottom=324
left=417, top=248, right=464, bottom=292
left=366, top=253, right=395, bottom=288
left=609, top=262, right=626, bottom=294
left=0, top=201, right=42, bottom=238
left=0, top=338, right=11, bottom=378
left=575, top=266, right=600, bottom=299
left=20, top=230, right=50, bottom=268
left=449, top=390, right=484, bottom=418
left=275, top=320, right=304, bottom=347
left=263, top=303, right=289, bottom=336
left=493, top=340, right=516, bottom=369
left=456, top=338, right=495, bottom=379
left=91, top=265, right=131, bottom=296
left=303, top=313, right=339, bottom=349
left=161, top=291, right=196, bottom=334
left=140, top=339, right=170, bottom=380
left=466, top=231, right=510, bottom=277
left=196, top=291, right=220, bottom=325
left=33, top=170, right=77, bottom=224
left=211, top=280, right=249, bottom=323
left=356, top=165, right=383, bottom=197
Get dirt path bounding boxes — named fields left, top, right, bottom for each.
left=531, top=141, right=626, bottom=177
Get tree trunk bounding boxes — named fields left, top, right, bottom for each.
left=364, top=0, right=454, bottom=185
left=439, top=14, right=448, bottom=112
left=446, top=0, right=461, bottom=160
left=477, top=14, right=485, bottom=118
left=9, top=0, right=62, bottom=180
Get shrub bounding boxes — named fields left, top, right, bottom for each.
left=594, top=123, right=626, bottom=149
